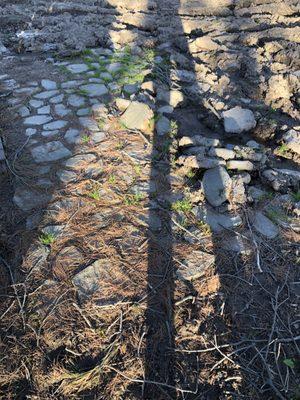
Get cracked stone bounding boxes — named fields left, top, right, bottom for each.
left=64, top=154, right=96, bottom=170
left=55, top=104, right=71, bottom=117
left=31, top=141, right=71, bottom=162
left=203, top=166, right=232, bottom=207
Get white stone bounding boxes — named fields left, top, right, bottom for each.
left=25, top=128, right=37, bottom=137
left=223, top=106, right=256, bottom=134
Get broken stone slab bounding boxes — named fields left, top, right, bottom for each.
left=262, top=169, right=300, bottom=192
left=13, top=187, right=51, bottom=211
left=64, top=153, right=97, bottom=170
left=31, top=141, right=71, bottom=163
left=91, top=103, right=108, bottom=117
left=56, top=169, right=77, bottom=183
left=220, top=234, right=252, bottom=255
left=208, top=147, right=235, bottom=160
left=233, top=145, right=264, bottom=162
left=223, top=106, right=256, bottom=134
left=177, top=250, right=215, bottom=281
left=61, top=80, right=84, bottom=89
left=203, top=166, right=232, bottom=207
left=226, top=160, right=254, bottom=171
left=80, top=83, right=108, bottom=97
left=177, top=155, right=226, bottom=169
left=72, top=259, right=120, bottom=301
left=251, top=211, right=279, bottom=239
left=179, top=135, right=221, bottom=148
left=24, top=115, right=52, bottom=126
left=79, top=117, right=100, bottom=131
left=120, top=101, right=154, bottom=132
left=193, top=206, right=242, bottom=233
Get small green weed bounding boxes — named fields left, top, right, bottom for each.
left=108, top=174, right=116, bottom=184
left=82, top=134, right=90, bottom=144
left=292, top=190, right=300, bottom=202
left=88, top=190, right=101, bottom=201
left=277, top=143, right=289, bottom=155
left=124, top=193, right=144, bottom=206
left=172, top=199, right=193, bottom=214
left=39, top=233, right=56, bottom=246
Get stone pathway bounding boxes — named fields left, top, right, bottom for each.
left=0, top=33, right=299, bottom=400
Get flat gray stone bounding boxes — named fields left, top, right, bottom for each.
left=252, top=211, right=279, bottom=239
left=55, top=104, right=71, bottom=117
left=57, top=169, right=77, bottom=183
left=24, top=115, right=52, bottom=126
left=43, top=120, right=68, bottom=130
left=123, top=83, right=139, bottom=95
left=18, top=106, right=30, bottom=117
left=90, top=131, right=106, bottom=143
left=65, top=153, right=96, bottom=170
left=194, top=206, right=242, bottom=233
left=50, top=94, right=64, bottom=104
left=156, top=116, right=171, bottom=136
left=31, top=141, right=71, bottom=162
left=61, top=80, right=84, bottom=89
left=80, top=83, right=108, bottom=97
left=177, top=250, right=215, bottom=281
left=203, top=166, right=232, bottom=207
left=120, top=101, right=154, bottom=132
left=64, top=128, right=81, bottom=144
left=68, top=94, right=85, bottom=107
left=77, top=108, right=91, bottom=116
left=41, top=79, right=57, bottom=90
left=41, top=130, right=59, bottom=137
left=72, top=259, right=111, bottom=300
left=79, top=117, right=99, bottom=131
left=34, top=90, right=59, bottom=99
left=37, top=105, right=50, bottom=115
left=223, top=106, right=256, bottom=134
left=67, top=64, right=89, bottom=73
left=29, top=99, right=44, bottom=108
left=13, top=187, right=51, bottom=211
